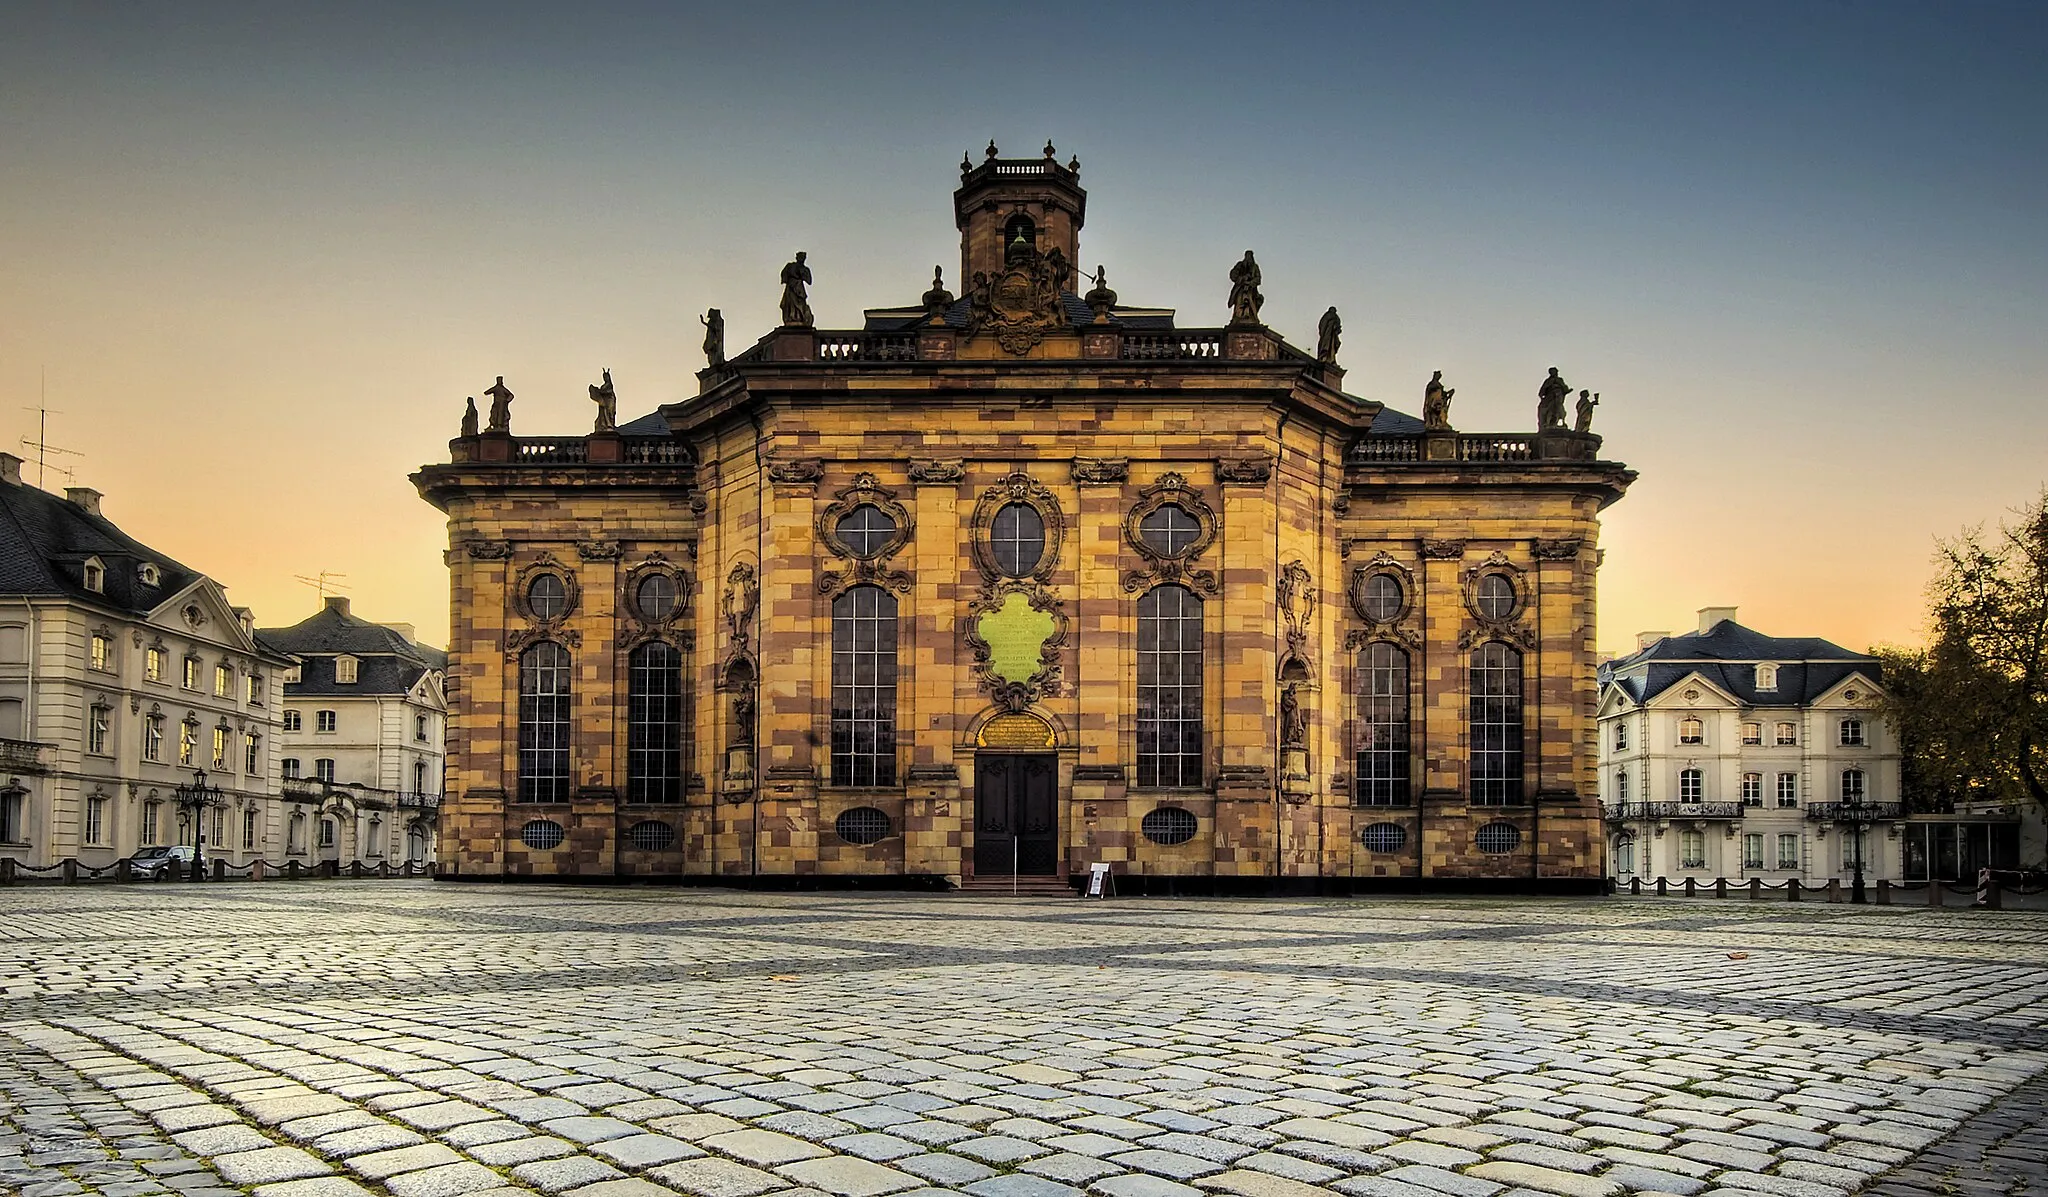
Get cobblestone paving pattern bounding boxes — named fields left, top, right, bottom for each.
left=3, top=885, right=2045, bottom=1197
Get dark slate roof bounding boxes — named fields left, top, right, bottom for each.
left=1367, top=406, right=1426, bottom=435
left=863, top=293, right=1177, bottom=333
left=0, top=479, right=203, bottom=613
left=1600, top=620, right=1878, bottom=708
left=257, top=601, right=447, bottom=698
left=616, top=410, right=668, bottom=435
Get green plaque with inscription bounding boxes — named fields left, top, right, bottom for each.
left=977, top=592, right=1054, bottom=684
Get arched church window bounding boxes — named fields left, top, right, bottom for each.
left=990, top=503, right=1047, bottom=577
left=1355, top=643, right=1410, bottom=807
left=830, top=586, right=898, bottom=787
left=518, top=642, right=572, bottom=802
left=627, top=642, right=685, bottom=804
left=1136, top=585, right=1203, bottom=788
left=835, top=505, right=898, bottom=560
left=1469, top=642, right=1524, bottom=805
left=1138, top=504, right=1201, bottom=559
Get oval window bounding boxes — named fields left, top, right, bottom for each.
left=519, top=819, right=566, bottom=850
left=1474, top=821, right=1522, bottom=854
left=636, top=574, right=679, bottom=621
left=625, top=820, right=676, bottom=851
left=835, top=505, right=898, bottom=559
left=1362, top=573, right=1404, bottom=622
left=1140, top=806, right=1198, bottom=846
left=991, top=503, right=1047, bottom=577
left=835, top=806, right=891, bottom=846
left=1475, top=574, right=1516, bottom=621
left=1137, top=504, right=1201, bottom=559
left=527, top=574, right=568, bottom=620
left=1359, top=822, right=1408, bottom=854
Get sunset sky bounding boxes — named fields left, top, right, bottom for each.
left=4, top=2, right=2043, bottom=654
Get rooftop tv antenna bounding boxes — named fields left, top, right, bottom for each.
left=21, top=372, right=83, bottom=489
left=295, top=572, right=353, bottom=602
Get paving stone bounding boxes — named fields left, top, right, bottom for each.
left=1461, top=1162, right=1617, bottom=1197
left=314, top=1123, right=430, bottom=1156
left=706, top=1129, right=833, bottom=1166
left=1023, top=1154, right=1126, bottom=1184
left=1091, top=1175, right=1204, bottom=1197
left=962, top=1178, right=1084, bottom=1197
left=514, top=1156, right=630, bottom=1194
left=211, top=1147, right=332, bottom=1185
left=592, top=1134, right=706, bottom=1167
left=251, top=1181, right=380, bottom=1197
left=349, top=1144, right=466, bottom=1180
left=1194, top=1171, right=1340, bottom=1197
left=384, top=1162, right=513, bottom=1197
left=898, top=1154, right=998, bottom=1186
left=775, top=1157, right=924, bottom=1197
left=473, top=1135, right=579, bottom=1165
left=648, top=1158, right=789, bottom=1197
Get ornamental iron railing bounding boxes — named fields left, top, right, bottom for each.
left=1603, top=802, right=1745, bottom=821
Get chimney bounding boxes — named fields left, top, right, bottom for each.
left=1698, top=606, right=1738, bottom=634
left=380, top=622, right=417, bottom=644
left=0, top=453, right=20, bottom=485
left=1635, top=631, right=1670, bottom=652
left=324, top=596, right=351, bottom=618
left=65, top=487, right=103, bottom=517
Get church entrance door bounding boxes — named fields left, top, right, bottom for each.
left=973, top=754, right=1058, bottom=876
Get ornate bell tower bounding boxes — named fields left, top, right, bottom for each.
left=955, top=141, right=1087, bottom=288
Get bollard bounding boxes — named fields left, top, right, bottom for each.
left=213, top=859, right=225, bottom=881
left=378, top=861, right=390, bottom=879
left=1684, top=877, right=1696, bottom=897
left=1714, top=877, right=1727, bottom=899
left=1978, top=875, right=2002, bottom=909
left=1630, top=876, right=1641, bottom=895
left=1750, top=877, right=1763, bottom=901
left=1827, top=879, right=1842, bottom=904
left=115, top=859, right=131, bottom=883
left=1788, top=878, right=1801, bottom=902
left=252, top=859, right=266, bottom=881
left=1876, top=879, right=1891, bottom=905
left=62, top=860, right=77, bottom=885
left=287, top=860, right=301, bottom=879
left=350, top=861, right=363, bottom=879
left=1928, top=881, right=1942, bottom=907
left=1656, top=877, right=1668, bottom=896
left=0, top=858, right=13, bottom=885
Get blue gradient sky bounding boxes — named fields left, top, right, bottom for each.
left=3, top=2, right=2043, bottom=651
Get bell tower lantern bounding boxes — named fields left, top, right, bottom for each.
left=955, top=141, right=1087, bottom=288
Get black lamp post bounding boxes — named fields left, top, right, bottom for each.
left=173, top=768, right=226, bottom=882
left=1848, top=797, right=1869, bottom=905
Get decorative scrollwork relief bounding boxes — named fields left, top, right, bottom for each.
left=1458, top=551, right=1535, bottom=651
left=1071, top=457, right=1128, bottom=485
left=505, top=553, right=581, bottom=656
left=576, top=541, right=622, bottom=561
left=1418, top=538, right=1466, bottom=560
left=969, top=472, right=1065, bottom=583
left=1119, top=473, right=1220, bottom=596
left=963, top=580, right=1070, bottom=714
left=1216, top=456, right=1274, bottom=486
left=1532, top=537, right=1584, bottom=561
left=909, top=458, right=965, bottom=485
left=620, top=553, right=694, bottom=650
left=766, top=457, right=823, bottom=488
left=815, top=473, right=914, bottom=595
left=1277, top=559, right=1316, bottom=682
left=464, top=539, right=514, bottom=560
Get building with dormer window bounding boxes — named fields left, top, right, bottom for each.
left=413, top=147, right=1636, bottom=892
left=0, top=454, right=295, bottom=871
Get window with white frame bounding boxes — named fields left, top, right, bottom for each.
left=91, top=634, right=110, bottom=672
left=214, top=663, right=232, bottom=697
left=1777, top=833, right=1800, bottom=869
left=183, top=657, right=201, bottom=689
left=316, top=710, right=336, bottom=733
left=0, top=788, right=24, bottom=844
left=178, top=718, right=198, bottom=766
left=142, top=800, right=160, bottom=845
left=143, top=713, right=164, bottom=761
left=314, top=758, right=335, bottom=783
left=82, top=557, right=105, bottom=593
left=242, top=806, right=257, bottom=849
left=1743, top=833, right=1765, bottom=869
left=283, top=710, right=301, bottom=732
left=335, top=656, right=358, bottom=684
left=1777, top=772, right=1798, bottom=807
left=282, top=757, right=301, bottom=780
left=1755, top=663, right=1778, bottom=691
left=1679, top=768, right=1703, bottom=802
left=88, top=705, right=110, bottom=755
left=1613, top=721, right=1628, bottom=751
left=211, top=725, right=229, bottom=769
left=1679, top=829, right=1706, bottom=869
left=413, top=760, right=428, bottom=793
left=1741, top=773, right=1763, bottom=806
left=145, top=647, right=164, bottom=682
left=1841, top=769, right=1866, bottom=803
left=1839, top=718, right=1865, bottom=747
left=1615, top=771, right=1629, bottom=803
left=1775, top=721, right=1797, bottom=746
left=1741, top=722, right=1762, bottom=746
left=245, top=733, right=259, bottom=774
left=319, top=818, right=336, bottom=848
left=415, top=713, right=429, bottom=742
left=247, top=674, right=263, bottom=704
left=85, top=795, right=106, bottom=845
left=1678, top=716, right=1703, bottom=745
left=1614, top=834, right=1635, bottom=875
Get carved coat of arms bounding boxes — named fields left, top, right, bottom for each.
left=967, top=256, right=1066, bottom=354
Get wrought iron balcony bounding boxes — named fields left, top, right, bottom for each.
left=1603, top=801, right=1745, bottom=821
left=1805, top=801, right=1905, bottom=822
left=394, top=791, right=442, bottom=809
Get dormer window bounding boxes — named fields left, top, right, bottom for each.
left=1755, top=663, right=1778, bottom=691
left=82, top=557, right=105, bottom=593
left=335, top=655, right=359, bottom=684
left=138, top=562, right=160, bottom=587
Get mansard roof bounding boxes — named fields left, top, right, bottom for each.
left=1599, top=619, right=1878, bottom=708
left=257, top=599, right=448, bottom=693
left=0, top=475, right=204, bottom=614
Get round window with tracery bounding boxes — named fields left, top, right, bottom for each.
left=1475, top=574, right=1516, bottom=621
left=835, top=505, right=898, bottom=559
left=527, top=574, right=568, bottom=620
left=1362, top=573, right=1405, bottom=622
left=636, top=574, right=679, bottom=622
left=1138, top=504, right=1201, bottom=559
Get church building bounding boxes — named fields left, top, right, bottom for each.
left=413, top=145, right=1636, bottom=892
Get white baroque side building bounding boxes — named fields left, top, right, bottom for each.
left=1596, top=607, right=1903, bottom=886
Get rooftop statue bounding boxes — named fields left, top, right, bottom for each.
left=1423, top=371, right=1455, bottom=431
left=701, top=308, right=725, bottom=368
left=459, top=396, right=479, bottom=438
left=1084, top=265, right=1117, bottom=324
left=1576, top=389, right=1600, bottom=434
left=921, top=266, right=954, bottom=324
left=1227, top=250, right=1264, bottom=325
left=1044, top=246, right=1072, bottom=296
left=484, top=376, right=514, bottom=433
left=779, top=252, right=814, bottom=328
left=1538, top=367, right=1571, bottom=430
left=589, top=368, right=617, bottom=434
left=1317, top=306, right=1341, bottom=364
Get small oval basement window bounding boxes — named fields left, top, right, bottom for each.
left=520, top=820, right=567, bottom=850
left=835, top=806, right=891, bottom=846
left=1141, top=806, right=1198, bottom=846
left=1359, top=823, right=1408, bottom=854
left=625, top=820, right=676, bottom=851
left=1474, top=821, right=1521, bottom=855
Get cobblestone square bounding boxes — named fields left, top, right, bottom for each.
left=4, top=885, right=2045, bottom=1197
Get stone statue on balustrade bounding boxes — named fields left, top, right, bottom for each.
left=1537, top=367, right=1571, bottom=430
left=779, top=252, right=814, bottom=327
left=921, top=267, right=954, bottom=325
left=459, top=396, right=479, bottom=438
left=1227, top=250, right=1264, bottom=325
left=1423, top=371, right=1456, bottom=431
left=484, top=376, right=514, bottom=433
left=1317, top=307, right=1341, bottom=364
left=589, top=369, right=617, bottom=433
left=1084, top=265, right=1117, bottom=324
left=1575, top=389, right=1599, bottom=434
left=701, top=308, right=725, bottom=368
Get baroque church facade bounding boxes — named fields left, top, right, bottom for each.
left=414, top=146, right=1636, bottom=892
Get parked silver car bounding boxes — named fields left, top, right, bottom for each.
left=129, top=845, right=200, bottom=879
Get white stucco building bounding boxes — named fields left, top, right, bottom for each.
left=258, top=597, right=446, bottom=865
left=0, top=453, right=297, bottom=872
left=1597, top=607, right=1906, bottom=887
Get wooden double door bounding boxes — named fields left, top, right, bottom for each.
left=973, top=754, right=1058, bottom=876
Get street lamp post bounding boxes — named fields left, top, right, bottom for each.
left=1848, top=799, right=1869, bottom=905
left=173, top=769, right=226, bottom=882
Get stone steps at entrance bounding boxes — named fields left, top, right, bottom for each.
left=956, top=876, right=1077, bottom=897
